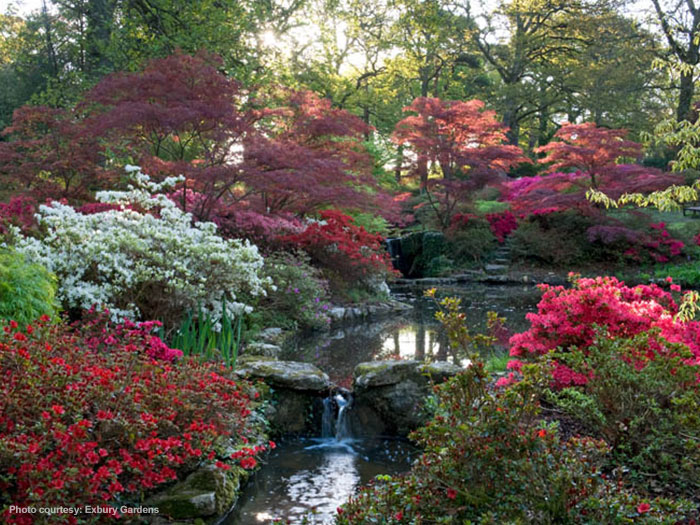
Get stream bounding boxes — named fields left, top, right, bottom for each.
left=226, top=283, right=542, bottom=524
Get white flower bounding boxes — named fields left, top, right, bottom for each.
left=13, top=168, right=271, bottom=323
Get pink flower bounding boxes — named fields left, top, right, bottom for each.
left=637, top=502, right=651, bottom=513
left=446, top=488, right=457, bottom=500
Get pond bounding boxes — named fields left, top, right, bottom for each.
left=228, top=283, right=542, bottom=524
left=281, top=282, right=542, bottom=388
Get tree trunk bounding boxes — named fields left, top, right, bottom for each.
left=395, top=144, right=404, bottom=183
left=503, top=106, right=520, bottom=146
left=678, top=69, right=695, bottom=122
left=415, top=325, right=425, bottom=360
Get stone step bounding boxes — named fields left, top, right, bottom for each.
left=484, top=263, right=508, bottom=273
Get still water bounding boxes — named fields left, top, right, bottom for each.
left=282, top=282, right=541, bottom=387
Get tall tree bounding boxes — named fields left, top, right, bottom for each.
left=650, top=0, right=700, bottom=121
left=393, top=96, right=527, bottom=228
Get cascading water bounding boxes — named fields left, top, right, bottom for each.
left=334, top=393, right=351, bottom=441
left=318, top=392, right=353, bottom=443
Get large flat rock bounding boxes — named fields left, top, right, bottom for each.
left=235, top=360, right=330, bottom=391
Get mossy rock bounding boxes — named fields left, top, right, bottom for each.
left=147, top=465, right=248, bottom=519
left=235, top=360, right=330, bottom=391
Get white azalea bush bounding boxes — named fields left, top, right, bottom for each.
left=11, top=166, right=270, bottom=325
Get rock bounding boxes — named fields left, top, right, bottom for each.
left=419, top=361, right=465, bottom=382
left=245, top=342, right=282, bottom=358
left=328, top=307, right=346, bottom=322
left=352, top=359, right=463, bottom=436
left=257, top=327, right=285, bottom=344
left=235, top=360, right=330, bottom=391
left=485, top=264, right=508, bottom=273
left=147, top=465, right=247, bottom=519
left=354, top=360, right=422, bottom=388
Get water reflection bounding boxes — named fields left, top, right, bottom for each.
left=226, top=437, right=416, bottom=524
left=282, top=283, right=541, bottom=387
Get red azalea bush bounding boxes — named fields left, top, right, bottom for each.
left=0, top=196, right=37, bottom=235
left=281, top=209, right=396, bottom=296
left=588, top=222, right=685, bottom=264
left=507, top=275, right=700, bottom=387
left=486, top=210, right=518, bottom=243
left=0, top=317, right=267, bottom=524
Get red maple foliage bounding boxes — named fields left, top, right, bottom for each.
left=0, top=106, right=109, bottom=202
left=85, top=51, right=258, bottom=221
left=84, top=52, right=389, bottom=223
left=246, top=89, right=382, bottom=216
left=393, top=97, right=527, bottom=229
left=535, top=123, right=647, bottom=189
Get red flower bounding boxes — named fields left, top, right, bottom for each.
left=394, top=511, right=404, bottom=521
left=446, top=488, right=457, bottom=500
left=51, top=404, right=65, bottom=415
left=537, top=429, right=547, bottom=438
left=637, top=503, right=651, bottom=514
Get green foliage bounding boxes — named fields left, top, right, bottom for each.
left=655, top=262, right=700, bottom=287
left=0, top=249, right=58, bottom=326
left=510, top=211, right=596, bottom=266
left=446, top=217, right=497, bottom=267
left=254, top=251, right=331, bottom=331
left=344, top=211, right=390, bottom=236
left=167, top=300, right=242, bottom=369
left=474, top=199, right=509, bottom=214
left=545, top=334, right=700, bottom=498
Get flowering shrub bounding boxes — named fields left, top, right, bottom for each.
left=337, top=360, right=695, bottom=523
left=281, top=210, right=395, bottom=297
left=0, top=250, right=58, bottom=327
left=10, top=167, right=270, bottom=326
left=486, top=210, right=517, bottom=243
left=254, top=251, right=331, bottom=330
left=0, top=318, right=269, bottom=524
left=508, top=276, right=700, bottom=373
left=0, top=196, right=37, bottom=235
left=337, top=295, right=698, bottom=522
left=545, top=335, right=700, bottom=498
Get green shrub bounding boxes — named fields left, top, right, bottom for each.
left=338, top=360, right=695, bottom=523
left=447, top=218, right=497, bottom=266
left=545, top=334, right=700, bottom=498
left=0, top=250, right=58, bottom=326
left=510, top=211, right=597, bottom=266
left=474, top=199, right=509, bottom=214
left=255, top=251, right=331, bottom=330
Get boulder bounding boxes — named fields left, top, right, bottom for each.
left=245, top=342, right=282, bottom=358
left=352, top=359, right=463, bottom=436
left=235, top=360, right=330, bottom=391
left=147, top=465, right=247, bottom=520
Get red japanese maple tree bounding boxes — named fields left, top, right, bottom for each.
left=84, top=53, right=390, bottom=223
left=535, top=122, right=644, bottom=189
left=0, top=106, right=109, bottom=201
left=392, top=97, right=527, bottom=229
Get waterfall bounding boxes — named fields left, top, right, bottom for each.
left=334, top=393, right=351, bottom=441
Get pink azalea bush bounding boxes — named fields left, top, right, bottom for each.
left=507, top=275, right=700, bottom=387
